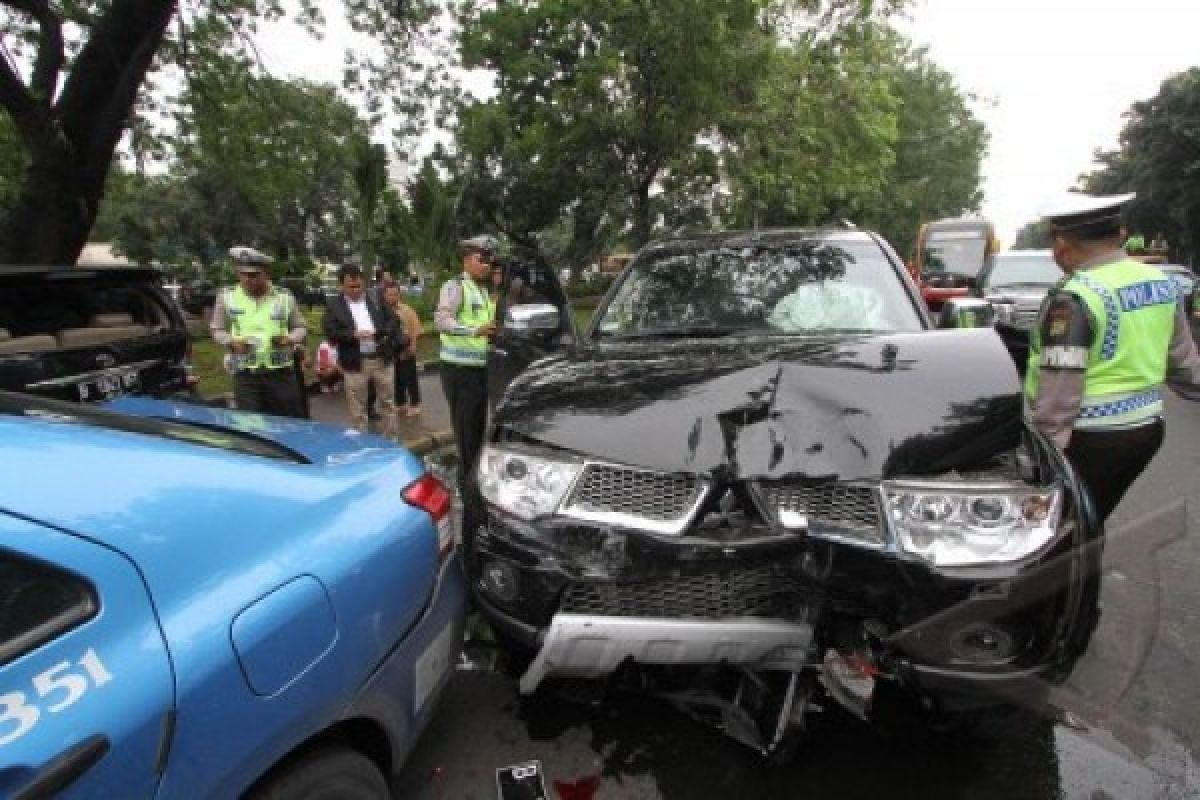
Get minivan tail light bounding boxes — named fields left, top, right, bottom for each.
left=403, top=474, right=455, bottom=563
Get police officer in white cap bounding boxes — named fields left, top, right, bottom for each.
left=435, top=235, right=498, bottom=486
left=1026, top=193, right=1200, bottom=522
left=210, top=246, right=308, bottom=417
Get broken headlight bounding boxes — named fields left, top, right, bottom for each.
left=882, top=481, right=1062, bottom=567
left=477, top=444, right=582, bottom=521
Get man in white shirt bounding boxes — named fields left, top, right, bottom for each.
left=322, top=264, right=407, bottom=437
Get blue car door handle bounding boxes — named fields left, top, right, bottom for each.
left=11, top=734, right=110, bottom=800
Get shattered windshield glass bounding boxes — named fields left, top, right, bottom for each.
left=594, top=240, right=924, bottom=338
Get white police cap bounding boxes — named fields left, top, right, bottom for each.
left=228, top=246, right=272, bottom=270
left=1038, top=192, right=1135, bottom=232
left=459, top=235, right=498, bottom=256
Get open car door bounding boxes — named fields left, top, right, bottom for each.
left=487, top=252, right=574, bottom=409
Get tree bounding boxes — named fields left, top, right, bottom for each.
left=0, top=0, right=445, bottom=265
left=175, top=71, right=369, bottom=265
left=722, top=20, right=899, bottom=230
left=1013, top=220, right=1053, bottom=250
left=453, top=0, right=771, bottom=253
left=858, top=35, right=988, bottom=258
left=1081, top=68, right=1200, bottom=265
left=352, top=139, right=389, bottom=269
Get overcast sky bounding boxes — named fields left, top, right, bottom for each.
left=257, top=0, right=1200, bottom=245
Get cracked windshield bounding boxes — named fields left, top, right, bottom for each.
left=1, top=1, right=1199, bottom=799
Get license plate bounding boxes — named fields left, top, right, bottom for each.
left=414, top=622, right=455, bottom=715
left=77, top=369, right=140, bottom=402
left=496, top=761, right=549, bottom=800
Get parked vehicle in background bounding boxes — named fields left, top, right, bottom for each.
left=910, top=217, right=998, bottom=311
left=1159, top=265, right=1196, bottom=314
left=0, top=392, right=465, bottom=799
left=0, top=264, right=193, bottom=402
left=973, top=249, right=1065, bottom=373
left=472, top=229, right=1100, bottom=760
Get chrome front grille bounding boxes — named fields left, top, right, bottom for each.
left=756, top=482, right=883, bottom=544
left=560, top=566, right=808, bottom=619
left=560, top=464, right=706, bottom=534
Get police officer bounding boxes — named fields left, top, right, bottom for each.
left=1026, top=193, right=1200, bottom=522
left=210, top=246, right=308, bottom=417
left=435, top=236, right=498, bottom=483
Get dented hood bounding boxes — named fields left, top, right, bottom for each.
left=496, top=329, right=1023, bottom=481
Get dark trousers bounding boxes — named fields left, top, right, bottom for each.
left=395, top=356, right=421, bottom=406
left=233, top=367, right=305, bottom=418
left=1065, top=420, right=1164, bottom=523
left=440, top=363, right=488, bottom=484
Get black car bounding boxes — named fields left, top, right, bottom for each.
left=471, top=229, right=1099, bottom=757
left=0, top=264, right=192, bottom=402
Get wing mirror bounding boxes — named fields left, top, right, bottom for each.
left=938, top=298, right=996, bottom=330
left=505, top=303, right=560, bottom=333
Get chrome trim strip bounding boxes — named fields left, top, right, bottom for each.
left=26, top=359, right=163, bottom=389
left=519, top=614, right=814, bottom=694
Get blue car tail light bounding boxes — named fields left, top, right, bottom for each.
left=404, top=474, right=455, bottom=564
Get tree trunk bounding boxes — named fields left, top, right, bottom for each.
left=632, top=182, right=653, bottom=248
left=0, top=0, right=176, bottom=265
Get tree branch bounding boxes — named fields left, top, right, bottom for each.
left=0, top=37, right=37, bottom=132
left=3, top=0, right=64, bottom=102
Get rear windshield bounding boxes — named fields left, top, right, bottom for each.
left=0, top=280, right=170, bottom=340
left=922, top=230, right=989, bottom=276
left=984, top=254, right=1063, bottom=289
left=0, top=392, right=309, bottom=464
left=595, top=239, right=923, bottom=337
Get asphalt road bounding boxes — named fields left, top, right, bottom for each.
left=390, top=353, right=1200, bottom=800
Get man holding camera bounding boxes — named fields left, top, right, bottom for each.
left=324, top=263, right=408, bottom=439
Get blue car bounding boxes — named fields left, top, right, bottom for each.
left=0, top=392, right=466, bottom=799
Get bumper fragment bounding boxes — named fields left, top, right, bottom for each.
left=519, top=614, right=814, bottom=694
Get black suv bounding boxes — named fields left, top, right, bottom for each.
left=0, top=264, right=191, bottom=403
left=472, top=229, right=1099, bottom=756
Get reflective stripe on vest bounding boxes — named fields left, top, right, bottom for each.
left=439, top=277, right=494, bottom=367
left=1026, top=259, right=1177, bottom=430
left=225, top=286, right=293, bottom=371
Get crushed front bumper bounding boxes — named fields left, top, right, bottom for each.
left=518, top=614, right=814, bottom=694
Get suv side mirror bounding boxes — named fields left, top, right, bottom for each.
left=939, top=298, right=996, bottom=330
left=505, top=303, right=560, bottom=333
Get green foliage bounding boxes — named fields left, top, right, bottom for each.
left=1081, top=68, right=1200, bottom=264
left=723, top=20, right=900, bottom=230
left=451, top=0, right=773, bottom=258
left=0, top=0, right=448, bottom=264
left=1013, top=220, right=1053, bottom=250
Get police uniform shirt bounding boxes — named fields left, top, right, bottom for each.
left=209, top=284, right=307, bottom=349
left=1030, top=250, right=1200, bottom=449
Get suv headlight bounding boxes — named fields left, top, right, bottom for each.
left=883, top=482, right=1062, bottom=567
left=478, top=444, right=582, bottom=520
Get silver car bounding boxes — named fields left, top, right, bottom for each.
left=976, top=250, right=1064, bottom=330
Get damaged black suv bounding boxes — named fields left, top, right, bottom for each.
left=472, top=229, right=1099, bottom=756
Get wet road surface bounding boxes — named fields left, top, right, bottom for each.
left=394, top=391, right=1200, bottom=799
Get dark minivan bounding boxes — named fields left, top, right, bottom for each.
left=472, top=229, right=1100, bottom=759
left=0, top=264, right=191, bottom=402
